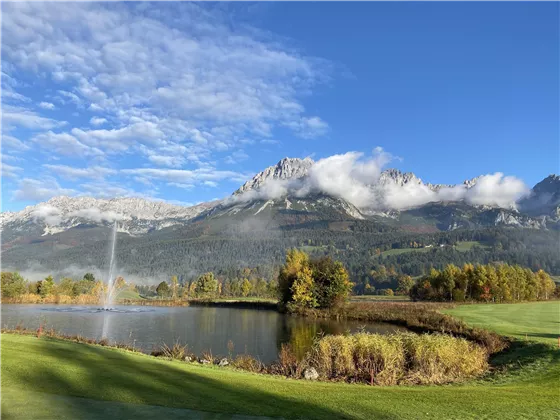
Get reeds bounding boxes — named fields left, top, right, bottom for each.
left=309, top=332, right=488, bottom=385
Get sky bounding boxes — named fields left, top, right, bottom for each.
left=2, top=2, right=558, bottom=212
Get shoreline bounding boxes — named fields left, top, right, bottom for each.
left=1, top=298, right=279, bottom=310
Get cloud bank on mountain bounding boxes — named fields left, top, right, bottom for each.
left=231, top=148, right=530, bottom=211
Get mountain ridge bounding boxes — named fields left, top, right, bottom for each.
left=1, top=157, right=558, bottom=237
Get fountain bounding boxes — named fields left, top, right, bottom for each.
left=102, top=221, right=119, bottom=310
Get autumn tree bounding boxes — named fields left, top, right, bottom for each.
left=396, top=275, right=414, bottom=295
left=156, top=281, right=170, bottom=298
left=1, top=272, right=27, bottom=298
left=170, top=275, right=179, bottom=300
left=195, top=272, right=218, bottom=297
left=278, top=249, right=352, bottom=310
left=241, top=278, right=252, bottom=297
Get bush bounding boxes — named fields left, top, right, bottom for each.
left=452, top=289, right=466, bottom=302
left=152, top=341, right=192, bottom=360
left=269, top=343, right=307, bottom=377
left=232, top=354, right=264, bottom=372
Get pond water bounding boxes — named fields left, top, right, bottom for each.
left=1, top=304, right=406, bottom=363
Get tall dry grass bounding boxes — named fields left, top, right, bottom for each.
left=309, top=332, right=488, bottom=385
left=401, top=333, right=487, bottom=384
left=2, top=294, right=100, bottom=305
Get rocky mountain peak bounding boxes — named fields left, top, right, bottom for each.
left=533, top=174, right=560, bottom=193
left=377, top=169, right=423, bottom=187
left=0, top=195, right=216, bottom=234
left=234, top=157, right=314, bottom=195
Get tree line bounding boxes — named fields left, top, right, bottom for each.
left=409, top=263, right=558, bottom=302
left=3, top=226, right=558, bottom=291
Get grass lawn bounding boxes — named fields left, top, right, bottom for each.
left=2, top=300, right=560, bottom=419
left=116, top=289, right=143, bottom=301
left=444, top=301, right=560, bottom=345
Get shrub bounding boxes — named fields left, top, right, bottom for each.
left=269, top=343, right=307, bottom=377
left=232, top=354, right=264, bottom=372
left=152, top=341, right=192, bottom=360
left=452, top=289, right=466, bottom=302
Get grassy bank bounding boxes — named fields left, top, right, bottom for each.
left=2, top=333, right=559, bottom=419
left=119, top=297, right=278, bottom=309
left=294, top=301, right=507, bottom=353
left=3, top=301, right=559, bottom=419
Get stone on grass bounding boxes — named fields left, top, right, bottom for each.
left=303, top=367, right=319, bottom=380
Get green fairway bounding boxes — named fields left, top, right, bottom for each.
left=2, top=331, right=559, bottom=420
left=445, top=301, right=560, bottom=345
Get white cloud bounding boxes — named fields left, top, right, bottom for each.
left=31, top=204, right=62, bottom=225
left=147, top=154, right=185, bottom=168
left=1, top=2, right=337, bottom=207
left=2, top=163, right=23, bottom=178
left=2, top=105, right=66, bottom=131
left=2, top=2, right=330, bottom=150
left=38, top=101, right=56, bottom=110
left=71, top=121, right=164, bottom=152
left=90, top=117, right=107, bottom=126
left=224, top=150, right=249, bottom=165
left=122, top=167, right=250, bottom=185
left=68, top=208, right=124, bottom=223
left=2, top=134, right=30, bottom=151
left=463, top=173, right=529, bottom=208
left=13, top=178, right=75, bottom=201
left=78, top=181, right=157, bottom=200
left=43, top=164, right=116, bottom=180
left=232, top=148, right=529, bottom=211
left=56, top=90, right=84, bottom=108
left=32, top=131, right=104, bottom=157
left=285, top=116, right=329, bottom=139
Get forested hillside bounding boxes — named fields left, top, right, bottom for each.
left=4, top=218, right=558, bottom=293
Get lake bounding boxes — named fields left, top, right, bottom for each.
left=1, top=304, right=406, bottom=362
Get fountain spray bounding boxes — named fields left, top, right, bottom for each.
left=104, top=221, right=118, bottom=310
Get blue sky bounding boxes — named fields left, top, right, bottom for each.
left=2, top=2, right=558, bottom=212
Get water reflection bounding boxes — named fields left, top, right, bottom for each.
left=2, top=304, right=405, bottom=363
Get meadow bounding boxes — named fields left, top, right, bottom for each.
left=2, top=301, right=559, bottom=419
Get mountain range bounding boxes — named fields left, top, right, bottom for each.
left=1, top=157, right=559, bottom=281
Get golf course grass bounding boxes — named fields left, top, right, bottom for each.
left=2, top=301, right=560, bottom=419
left=445, top=301, right=560, bottom=345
